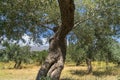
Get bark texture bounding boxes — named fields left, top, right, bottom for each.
left=36, top=0, right=75, bottom=80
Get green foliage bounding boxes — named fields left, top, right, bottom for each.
left=68, top=0, right=120, bottom=65
left=32, top=50, right=48, bottom=65
left=0, top=41, right=32, bottom=68
left=110, top=41, right=120, bottom=64
left=0, top=41, right=48, bottom=67
left=0, top=0, right=59, bottom=42
left=67, top=44, right=86, bottom=65
left=0, top=49, right=9, bottom=62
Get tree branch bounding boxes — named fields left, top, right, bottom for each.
left=36, top=18, right=59, bottom=31
left=73, top=15, right=94, bottom=29
left=73, top=5, right=120, bottom=29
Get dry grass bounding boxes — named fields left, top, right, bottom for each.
left=61, top=65, right=120, bottom=80
left=0, top=62, right=120, bottom=80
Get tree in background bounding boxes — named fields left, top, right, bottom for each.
left=1, top=41, right=31, bottom=69
left=110, top=40, right=120, bottom=66
left=32, top=50, right=48, bottom=65
left=67, top=43, right=86, bottom=66
left=68, top=0, right=120, bottom=73
left=0, top=49, right=8, bottom=62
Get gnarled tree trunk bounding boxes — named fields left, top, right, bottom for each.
left=36, top=0, right=75, bottom=80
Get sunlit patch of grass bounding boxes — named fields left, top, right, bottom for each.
left=0, top=62, right=17, bottom=69
left=0, top=66, right=39, bottom=80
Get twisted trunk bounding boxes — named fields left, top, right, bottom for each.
left=36, top=0, right=75, bottom=80
left=36, top=37, right=66, bottom=80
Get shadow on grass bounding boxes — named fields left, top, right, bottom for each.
left=69, top=70, right=88, bottom=76
left=92, top=70, right=115, bottom=77
left=69, top=69, right=118, bottom=77
left=61, top=78, right=73, bottom=80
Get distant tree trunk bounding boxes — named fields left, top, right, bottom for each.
left=14, top=62, right=17, bottom=68
left=76, top=59, right=81, bottom=66
left=14, top=60, right=22, bottom=69
left=86, top=58, right=92, bottom=74
left=105, top=58, right=109, bottom=70
left=36, top=0, right=75, bottom=80
left=17, top=60, right=22, bottom=69
left=117, top=62, right=120, bottom=66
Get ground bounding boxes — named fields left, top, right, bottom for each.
left=0, top=62, right=120, bottom=80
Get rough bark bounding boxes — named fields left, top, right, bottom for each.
left=36, top=0, right=75, bottom=80
left=86, top=58, right=92, bottom=74
left=36, top=37, right=67, bottom=80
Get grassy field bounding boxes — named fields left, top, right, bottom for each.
left=0, top=62, right=120, bottom=80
